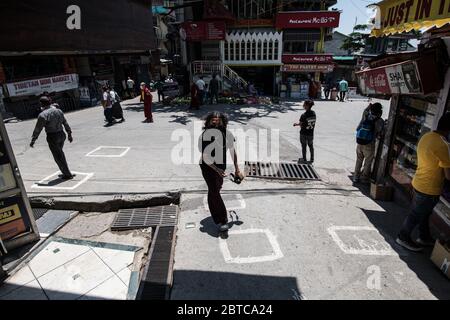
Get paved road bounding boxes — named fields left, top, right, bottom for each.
left=5, top=97, right=450, bottom=299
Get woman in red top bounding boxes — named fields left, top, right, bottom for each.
left=143, top=84, right=153, bottom=122
left=190, top=82, right=200, bottom=110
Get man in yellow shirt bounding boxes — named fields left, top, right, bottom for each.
left=396, top=112, right=450, bottom=252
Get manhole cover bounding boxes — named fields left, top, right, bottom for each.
left=111, top=206, right=178, bottom=231
left=245, top=161, right=320, bottom=180
left=32, top=208, right=49, bottom=220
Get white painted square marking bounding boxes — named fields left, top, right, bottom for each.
left=85, top=146, right=130, bottom=158
left=327, top=226, right=396, bottom=256
left=219, top=228, right=284, bottom=263
left=204, top=193, right=246, bottom=212
left=31, top=171, right=94, bottom=190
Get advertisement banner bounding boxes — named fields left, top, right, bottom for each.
left=282, top=54, right=333, bottom=64
left=180, top=21, right=226, bottom=41
left=6, top=73, right=79, bottom=98
left=371, top=0, right=450, bottom=37
left=0, top=197, right=28, bottom=241
left=356, top=60, right=423, bottom=95
left=281, top=64, right=335, bottom=73
left=275, top=11, right=340, bottom=29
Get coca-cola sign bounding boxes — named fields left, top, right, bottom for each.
left=356, top=61, right=423, bottom=95
left=282, top=54, right=333, bottom=64
left=276, top=11, right=340, bottom=29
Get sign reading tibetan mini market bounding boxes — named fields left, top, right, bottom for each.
left=371, top=0, right=450, bottom=37
left=275, top=11, right=341, bottom=29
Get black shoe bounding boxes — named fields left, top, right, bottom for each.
left=396, top=236, right=423, bottom=252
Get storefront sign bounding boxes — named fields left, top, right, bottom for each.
left=371, top=0, right=450, bottom=37
left=275, top=11, right=340, bottom=29
left=0, top=197, right=28, bottom=241
left=282, top=54, right=333, bottom=64
left=180, top=21, right=226, bottom=41
left=356, top=60, right=423, bottom=95
left=233, top=19, right=274, bottom=27
left=281, top=64, right=335, bottom=73
left=6, top=73, right=79, bottom=98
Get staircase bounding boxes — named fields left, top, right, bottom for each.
left=192, top=61, right=248, bottom=92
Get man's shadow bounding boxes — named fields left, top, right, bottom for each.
left=199, top=211, right=244, bottom=239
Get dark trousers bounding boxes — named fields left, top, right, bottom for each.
left=210, top=91, right=219, bottom=104
left=112, top=102, right=124, bottom=120
left=199, top=90, right=205, bottom=105
left=46, top=131, right=71, bottom=177
left=339, top=91, right=346, bottom=101
left=158, top=90, right=164, bottom=102
left=200, top=164, right=227, bottom=225
left=104, top=107, right=114, bottom=124
left=399, top=189, right=440, bottom=241
left=324, top=89, right=330, bottom=99
left=300, top=134, right=314, bottom=161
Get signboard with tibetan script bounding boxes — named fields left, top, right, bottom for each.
left=5, top=73, right=79, bottom=98
left=371, top=0, right=450, bottom=37
left=180, top=21, right=226, bottom=41
left=282, top=54, right=333, bottom=64
left=281, top=64, right=335, bottom=73
left=356, top=60, right=423, bottom=95
left=275, top=11, right=341, bottom=29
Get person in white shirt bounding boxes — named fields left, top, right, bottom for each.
left=196, top=76, right=206, bottom=105
left=108, top=86, right=125, bottom=122
left=102, top=86, right=114, bottom=126
left=126, top=77, right=135, bottom=98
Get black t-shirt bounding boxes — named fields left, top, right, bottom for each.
left=199, top=129, right=235, bottom=170
left=300, top=110, right=316, bottom=136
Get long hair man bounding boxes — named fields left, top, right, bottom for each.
left=198, top=112, right=243, bottom=232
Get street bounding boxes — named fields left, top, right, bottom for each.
left=5, top=97, right=450, bottom=300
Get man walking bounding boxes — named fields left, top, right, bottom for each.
left=199, top=112, right=243, bottom=235
left=396, top=113, right=450, bottom=252
left=108, top=86, right=125, bottom=122
left=102, top=86, right=114, bottom=126
left=30, top=96, right=74, bottom=180
left=338, top=78, right=348, bottom=102
left=196, top=76, right=206, bottom=105
left=209, top=74, right=220, bottom=105
left=353, top=103, right=384, bottom=183
left=126, top=77, right=135, bottom=98
left=143, top=83, right=153, bottom=123
left=293, top=100, right=316, bottom=163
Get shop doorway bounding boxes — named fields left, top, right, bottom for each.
left=231, top=66, right=276, bottom=95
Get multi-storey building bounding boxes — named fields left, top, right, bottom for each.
left=184, top=0, right=339, bottom=97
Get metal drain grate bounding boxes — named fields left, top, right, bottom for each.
left=245, top=161, right=320, bottom=180
left=32, top=208, right=49, bottom=220
left=111, top=205, right=178, bottom=231
left=137, top=226, right=176, bottom=300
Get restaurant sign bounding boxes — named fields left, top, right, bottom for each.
left=371, top=0, right=450, bottom=37
left=5, top=73, right=79, bottom=97
left=275, top=11, right=340, bottom=29
left=356, top=60, right=423, bottom=95
left=180, top=21, right=226, bottom=41
left=281, top=64, right=335, bottom=73
left=282, top=54, right=333, bottom=64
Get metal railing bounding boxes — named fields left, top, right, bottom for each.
left=192, top=61, right=248, bottom=91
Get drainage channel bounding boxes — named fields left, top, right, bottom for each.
left=245, top=161, right=320, bottom=180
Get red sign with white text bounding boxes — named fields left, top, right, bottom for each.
left=275, top=11, right=340, bottom=29
left=180, top=21, right=226, bottom=41
left=282, top=54, right=333, bottom=64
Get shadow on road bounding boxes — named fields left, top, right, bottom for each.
left=170, top=269, right=303, bottom=300
left=351, top=179, right=450, bottom=299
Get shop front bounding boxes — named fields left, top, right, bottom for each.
left=280, top=55, right=334, bottom=98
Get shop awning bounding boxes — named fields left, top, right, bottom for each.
left=355, top=49, right=442, bottom=95
left=370, top=0, right=450, bottom=37
left=333, top=56, right=356, bottom=61
left=281, top=64, right=335, bottom=73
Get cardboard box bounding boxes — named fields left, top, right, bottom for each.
left=370, top=183, right=393, bottom=201
left=430, top=240, right=450, bottom=279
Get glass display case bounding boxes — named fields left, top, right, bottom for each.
left=389, top=96, right=438, bottom=193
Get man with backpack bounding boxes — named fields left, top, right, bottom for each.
left=353, top=103, right=384, bottom=183
left=101, top=86, right=114, bottom=126
left=293, top=100, right=316, bottom=164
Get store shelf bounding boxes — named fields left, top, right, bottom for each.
left=395, top=162, right=415, bottom=179
left=395, top=136, right=417, bottom=152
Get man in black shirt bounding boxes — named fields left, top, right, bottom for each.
left=199, top=112, right=243, bottom=234
left=293, top=100, right=316, bottom=163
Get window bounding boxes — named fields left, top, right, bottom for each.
left=240, top=41, right=245, bottom=60
left=274, top=40, right=279, bottom=60
left=283, top=42, right=291, bottom=53
left=252, top=40, right=257, bottom=60
left=268, top=41, right=273, bottom=60
left=284, top=41, right=317, bottom=54
left=263, top=41, right=267, bottom=60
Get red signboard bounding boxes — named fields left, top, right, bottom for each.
left=181, top=21, right=226, bottom=41
left=282, top=54, right=333, bottom=64
left=276, top=11, right=340, bottom=29
left=281, top=64, right=335, bottom=73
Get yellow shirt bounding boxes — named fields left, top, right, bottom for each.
left=412, top=132, right=450, bottom=195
